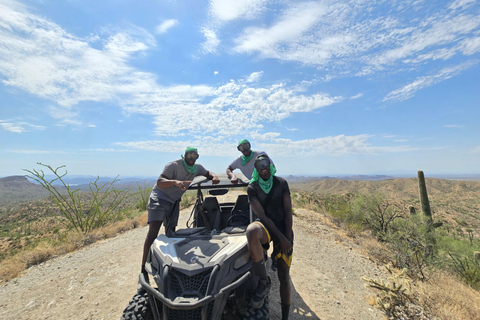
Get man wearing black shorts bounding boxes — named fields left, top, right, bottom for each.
left=141, top=147, right=220, bottom=280
left=246, top=154, right=293, bottom=320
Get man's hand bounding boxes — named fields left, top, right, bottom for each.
left=230, top=175, right=239, bottom=184
left=175, top=180, right=191, bottom=190
left=279, top=235, right=292, bottom=254
left=211, top=175, right=220, bottom=185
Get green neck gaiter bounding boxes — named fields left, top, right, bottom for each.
left=181, top=155, right=197, bottom=173
left=241, top=151, right=254, bottom=166
left=250, top=165, right=277, bottom=194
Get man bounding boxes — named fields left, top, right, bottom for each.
left=226, top=139, right=274, bottom=183
left=246, top=155, right=293, bottom=320
left=227, top=139, right=279, bottom=270
left=141, top=147, right=220, bottom=279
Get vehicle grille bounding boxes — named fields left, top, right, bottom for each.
left=170, top=268, right=211, bottom=298
left=166, top=301, right=214, bottom=320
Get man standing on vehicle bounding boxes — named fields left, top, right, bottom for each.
left=227, top=139, right=279, bottom=271
left=141, top=147, right=220, bottom=280
left=226, top=139, right=274, bottom=183
left=246, top=154, right=293, bottom=320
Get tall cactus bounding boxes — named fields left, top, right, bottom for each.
left=417, top=170, right=432, bottom=222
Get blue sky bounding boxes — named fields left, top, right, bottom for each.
left=1, top=0, right=479, bottom=178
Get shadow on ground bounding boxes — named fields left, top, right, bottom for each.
left=266, top=258, right=320, bottom=320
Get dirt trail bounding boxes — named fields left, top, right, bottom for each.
left=0, top=200, right=385, bottom=320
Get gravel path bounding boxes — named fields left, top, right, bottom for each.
left=0, top=205, right=385, bottom=320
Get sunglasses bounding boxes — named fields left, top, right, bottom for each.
left=237, top=143, right=250, bottom=152
left=254, top=158, right=270, bottom=171
left=185, top=151, right=199, bottom=160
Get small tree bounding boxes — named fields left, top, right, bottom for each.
left=24, top=163, right=132, bottom=233
left=350, top=194, right=404, bottom=241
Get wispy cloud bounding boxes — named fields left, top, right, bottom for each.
left=201, top=27, right=220, bottom=53
left=209, top=0, right=268, bottom=22
left=224, top=0, right=480, bottom=80
left=444, top=124, right=465, bottom=128
left=9, top=149, right=68, bottom=154
left=245, top=71, right=263, bottom=83
left=155, top=19, right=178, bottom=34
left=0, top=120, right=46, bottom=133
left=350, top=93, right=363, bottom=99
left=383, top=60, right=478, bottom=102
left=116, top=134, right=418, bottom=157
left=0, top=2, right=342, bottom=138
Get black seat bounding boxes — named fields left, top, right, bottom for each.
left=202, top=197, right=222, bottom=231
left=227, top=195, right=250, bottom=227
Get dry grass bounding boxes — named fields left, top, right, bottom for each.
left=419, top=271, right=480, bottom=320
left=0, top=212, right=147, bottom=282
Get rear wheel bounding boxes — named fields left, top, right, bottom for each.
left=121, top=289, right=154, bottom=320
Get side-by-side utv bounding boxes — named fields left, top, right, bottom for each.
left=121, top=176, right=269, bottom=320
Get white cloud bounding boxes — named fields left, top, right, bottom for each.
left=214, top=71, right=219, bottom=75
left=116, top=134, right=418, bottom=157
left=9, top=149, right=68, bottom=154
left=0, top=2, right=157, bottom=107
left=0, top=120, right=46, bottom=133
left=0, top=122, right=25, bottom=133
left=250, top=132, right=281, bottom=141
left=209, top=0, right=268, bottom=22
left=472, top=145, right=480, bottom=154
left=226, top=0, right=480, bottom=80
left=383, top=60, right=478, bottom=102
left=245, top=71, right=263, bottom=83
left=444, top=124, right=465, bottom=128
left=350, top=93, right=363, bottom=99
left=201, top=28, right=220, bottom=53
left=155, top=19, right=178, bottom=34
left=449, top=0, right=477, bottom=10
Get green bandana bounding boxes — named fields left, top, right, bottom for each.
left=250, top=165, right=277, bottom=194
left=181, top=155, right=197, bottom=173
left=241, top=151, right=254, bottom=166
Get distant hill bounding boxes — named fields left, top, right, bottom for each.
left=283, top=175, right=395, bottom=183
left=0, top=176, right=51, bottom=206
left=289, top=177, right=480, bottom=198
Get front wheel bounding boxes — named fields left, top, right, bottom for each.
left=121, top=289, right=154, bottom=320
left=243, top=296, right=269, bottom=320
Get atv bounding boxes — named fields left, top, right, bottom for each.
left=121, top=176, right=269, bottom=320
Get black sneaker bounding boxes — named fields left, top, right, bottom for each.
left=251, top=277, right=271, bottom=309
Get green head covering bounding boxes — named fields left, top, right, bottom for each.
left=249, top=164, right=277, bottom=194
left=182, top=146, right=198, bottom=173
left=185, top=146, right=198, bottom=153
left=238, top=139, right=249, bottom=146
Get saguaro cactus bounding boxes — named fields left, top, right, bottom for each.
left=417, top=170, right=432, bottom=221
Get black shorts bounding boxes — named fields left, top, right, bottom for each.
left=253, top=220, right=294, bottom=267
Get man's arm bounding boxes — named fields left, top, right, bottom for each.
left=156, top=175, right=191, bottom=190
left=283, top=193, right=293, bottom=241
left=226, top=165, right=238, bottom=184
left=250, top=200, right=292, bottom=254
left=204, top=171, right=220, bottom=184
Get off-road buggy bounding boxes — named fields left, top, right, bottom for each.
left=122, top=176, right=269, bottom=320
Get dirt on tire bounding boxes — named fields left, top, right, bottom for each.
left=0, top=198, right=385, bottom=320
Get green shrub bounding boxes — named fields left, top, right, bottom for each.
left=385, top=214, right=436, bottom=279
left=448, top=253, right=480, bottom=290
left=135, top=182, right=152, bottom=211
